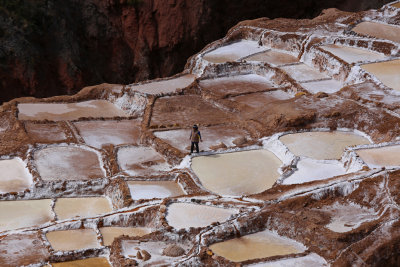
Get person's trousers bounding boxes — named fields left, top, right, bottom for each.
left=191, top=142, right=199, bottom=153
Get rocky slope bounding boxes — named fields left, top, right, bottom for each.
left=0, top=0, right=392, bottom=103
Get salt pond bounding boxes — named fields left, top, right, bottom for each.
left=320, top=44, right=386, bottom=63
left=127, top=181, right=185, bottom=200
left=0, top=199, right=53, bottom=232
left=210, top=229, right=306, bottom=262
left=0, top=158, right=32, bottom=193
left=100, top=227, right=151, bottom=246
left=203, top=40, right=266, bottom=63
left=244, top=50, right=299, bottom=65
left=191, top=150, right=282, bottom=196
left=18, top=100, right=128, bottom=121
left=25, top=122, right=68, bottom=143
left=46, top=229, right=100, bottom=251
left=279, top=131, right=370, bottom=160
left=166, top=203, right=236, bottom=229
left=74, top=120, right=141, bottom=149
left=128, top=74, right=196, bottom=94
left=52, top=258, right=111, bottom=267
left=353, top=21, right=400, bottom=43
left=117, top=146, right=170, bottom=176
left=54, top=197, right=112, bottom=220
left=301, top=79, right=343, bottom=94
left=356, top=145, right=400, bottom=168
left=361, top=59, right=400, bottom=92
left=280, top=64, right=329, bottom=82
left=248, top=253, right=328, bottom=267
left=34, top=146, right=105, bottom=181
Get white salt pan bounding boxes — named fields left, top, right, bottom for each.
left=280, top=64, right=329, bottom=82
left=249, top=253, right=328, bottom=267
left=46, top=229, right=100, bottom=251
left=100, top=227, right=151, bottom=246
left=353, top=21, right=400, bottom=43
left=320, top=44, right=386, bottom=63
left=361, top=59, right=400, bottom=92
left=0, top=158, right=32, bottom=193
left=301, top=79, right=343, bottom=94
left=356, top=145, right=400, bottom=168
left=127, top=181, right=185, bottom=200
left=128, top=74, right=196, bottom=95
left=54, top=197, right=112, bottom=220
left=203, top=40, right=266, bottom=63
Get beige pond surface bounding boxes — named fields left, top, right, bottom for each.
left=280, top=63, right=329, bottom=82
left=52, top=258, right=111, bottom=267
left=0, top=199, right=53, bottom=232
left=203, top=40, right=266, bottom=63
left=46, top=229, right=100, bottom=251
left=191, top=150, right=282, bottom=196
left=166, top=203, right=236, bottom=229
left=361, top=59, right=400, bottom=92
left=210, top=229, right=305, bottom=262
left=127, top=181, right=185, bottom=200
left=353, top=21, right=400, bottom=43
left=18, top=100, right=128, bottom=121
left=100, top=227, right=151, bottom=246
left=244, top=50, right=299, bottom=66
left=320, top=44, right=386, bottom=63
left=128, top=74, right=196, bottom=94
left=392, top=2, right=400, bottom=8
left=25, top=122, right=68, bottom=143
left=279, top=131, right=370, bottom=160
left=249, top=253, right=328, bottom=267
left=34, top=146, right=105, bottom=181
left=301, top=79, right=343, bottom=94
left=0, top=158, right=32, bottom=193
left=356, top=145, right=400, bottom=168
left=54, top=197, right=112, bottom=220
left=117, top=146, right=170, bottom=176
left=74, top=120, right=141, bottom=149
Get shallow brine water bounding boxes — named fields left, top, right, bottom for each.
left=128, top=74, right=196, bottom=94
left=203, top=40, right=266, bottom=63
left=209, top=229, right=306, bottom=262
left=191, top=150, right=282, bottom=196
left=356, top=145, right=400, bottom=168
left=301, top=79, right=343, bottom=94
left=166, top=203, right=236, bottom=229
left=46, top=229, right=101, bottom=251
left=52, top=258, right=111, bottom=267
left=279, top=131, right=370, bottom=160
left=100, top=227, right=151, bottom=246
left=54, top=197, right=112, bottom=220
left=280, top=64, right=329, bottom=82
left=361, top=59, right=400, bottom=92
left=244, top=50, right=299, bottom=66
left=0, top=158, right=32, bottom=193
left=127, top=181, right=185, bottom=200
left=320, top=44, right=386, bottom=63
left=353, top=21, right=400, bottom=44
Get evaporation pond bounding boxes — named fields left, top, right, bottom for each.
left=52, top=258, right=111, bottom=267
left=100, top=227, right=151, bottom=246
left=353, top=21, right=400, bottom=43
left=279, top=131, right=370, bottom=160
left=191, top=150, right=282, bottom=196
left=18, top=100, right=128, bottom=121
left=356, top=145, right=400, bottom=168
left=128, top=74, right=196, bottom=94
left=280, top=63, right=329, bottom=82
left=166, top=203, right=236, bottom=229
left=301, top=79, right=343, bottom=94
left=210, top=229, right=305, bottom=262
left=127, top=181, right=185, bottom=200
left=46, top=229, right=100, bottom=251
left=117, top=146, right=169, bottom=176
left=361, top=59, right=400, bottom=92
left=320, top=44, right=386, bottom=63
left=0, top=199, right=53, bottom=232
left=244, top=50, right=299, bottom=66
left=249, top=253, right=328, bottom=267
left=0, top=158, right=32, bottom=193
left=74, top=120, right=141, bottom=149
left=54, top=197, right=112, bottom=220
left=203, top=40, right=266, bottom=63
left=34, top=146, right=105, bottom=181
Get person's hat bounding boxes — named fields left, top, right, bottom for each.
left=193, top=124, right=198, bottom=128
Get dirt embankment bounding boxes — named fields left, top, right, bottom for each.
left=0, top=0, right=392, bottom=103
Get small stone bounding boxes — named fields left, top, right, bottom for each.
left=163, top=244, right=186, bottom=257
left=141, top=250, right=151, bottom=261
left=160, top=204, right=167, bottom=213
left=128, top=254, right=136, bottom=258
left=233, top=136, right=247, bottom=146
left=136, top=251, right=143, bottom=259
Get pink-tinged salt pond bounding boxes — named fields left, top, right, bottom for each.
left=46, top=229, right=100, bottom=251
left=320, top=44, right=386, bottom=63
left=353, top=21, right=400, bottom=43
left=128, top=74, right=196, bottom=95
left=100, top=227, right=151, bottom=246
left=54, top=197, right=112, bottom=220
left=280, top=63, right=329, bottom=82
left=301, top=79, right=343, bottom=94
left=127, top=181, right=185, bottom=200
left=361, top=59, right=400, bottom=92
left=0, top=158, right=32, bottom=193
left=244, top=50, right=299, bottom=66
left=203, top=40, right=267, bottom=63
left=18, top=100, right=128, bottom=121
left=356, top=145, right=400, bottom=168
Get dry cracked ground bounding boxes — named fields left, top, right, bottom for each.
left=1, top=1, right=400, bottom=267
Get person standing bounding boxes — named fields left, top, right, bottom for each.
left=190, top=124, right=202, bottom=154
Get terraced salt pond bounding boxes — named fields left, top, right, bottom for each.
left=46, top=229, right=100, bottom=251
left=54, top=197, right=112, bottom=220
left=127, top=181, right=185, bottom=200
left=166, top=203, right=236, bottom=229
left=0, top=199, right=53, bottom=232
left=74, top=120, right=141, bottom=149
left=280, top=131, right=370, bottom=160
left=203, top=40, right=266, bottom=63
left=301, top=79, right=343, bottom=94
left=361, top=59, right=400, bottom=92
left=52, top=258, right=111, bottom=267
left=249, top=253, right=328, bottom=266
left=34, top=146, right=105, bottom=181
left=0, top=158, right=32, bottom=193
left=356, top=145, right=400, bottom=168
left=191, top=150, right=282, bottom=196
left=244, top=50, right=299, bottom=65
left=100, top=227, right=151, bottom=246
left=210, top=229, right=306, bottom=262
left=18, top=100, right=128, bottom=121
left=320, top=44, right=386, bottom=63
left=128, top=74, right=196, bottom=94
left=353, top=21, right=400, bottom=43
left=280, top=63, right=329, bottom=82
